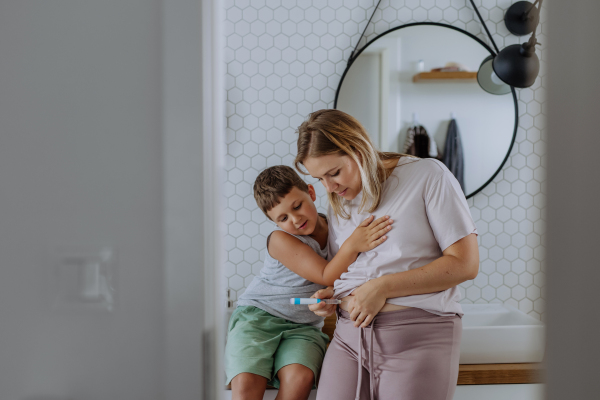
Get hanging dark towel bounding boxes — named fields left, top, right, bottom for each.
left=442, top=119, right=465, bottom=192
left=405, top=125, right=433, bottom=158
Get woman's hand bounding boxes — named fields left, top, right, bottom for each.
left=308, top=286, right=337, bottom=318
left=344, top=215, right=393, bottom=254
left=347, top=278, right=387, bottom=328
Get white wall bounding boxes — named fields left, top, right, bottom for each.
left=162, top=0, right=205, bottom=398
left=0, top=1, right=165, bottom=399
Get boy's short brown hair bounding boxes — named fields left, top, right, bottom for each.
left=254, top=165, right=309, bottom=219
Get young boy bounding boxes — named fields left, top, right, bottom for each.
left=225, top=165, right=393, bottom=400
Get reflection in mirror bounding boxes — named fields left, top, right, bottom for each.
left=336, top=24, right=517, bottom=197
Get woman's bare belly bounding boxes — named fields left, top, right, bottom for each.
left=339, top=295, right=412, bottom=312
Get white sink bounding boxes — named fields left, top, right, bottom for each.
left=459, top=303, right=545, bottom=364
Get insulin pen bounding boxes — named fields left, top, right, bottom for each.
left=290, top=298, right=342, bottom=305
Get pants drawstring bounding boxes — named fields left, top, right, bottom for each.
left=369, top=324, right=374, bottom=400
left=355, top=320, right=376, bottom=400
left=355, top=326, right=363, bottom=400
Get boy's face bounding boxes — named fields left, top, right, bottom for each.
left=266, top=184, right=320, bottom=236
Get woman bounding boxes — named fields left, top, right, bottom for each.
left=294, top=109, right=479, bottom=400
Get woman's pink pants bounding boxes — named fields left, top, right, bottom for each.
left=316, top=307, right=462, bottom=400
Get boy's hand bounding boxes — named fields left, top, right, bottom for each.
left=309, top=287, right=336, bottom=317
left=345, top=215, right=393, bottom=254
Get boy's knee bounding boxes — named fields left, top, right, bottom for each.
left=231, top=372, right=267, bottom=398
left=278, top=364, right=315, bottom=389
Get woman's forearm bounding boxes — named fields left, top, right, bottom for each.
left=377, top=254, right=476, bottom=298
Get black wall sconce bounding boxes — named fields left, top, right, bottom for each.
left=476, top=0, right=543, bottom=95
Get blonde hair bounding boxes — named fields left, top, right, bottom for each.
left=295, top=109, right=405, bottom=220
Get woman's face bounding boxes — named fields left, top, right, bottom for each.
left=303, top=154, right=363, bottom=201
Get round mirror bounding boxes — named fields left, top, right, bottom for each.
left=335, top=23, right=518, bottom=198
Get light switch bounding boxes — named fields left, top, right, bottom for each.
left=52, top=246, right=115, bottom=312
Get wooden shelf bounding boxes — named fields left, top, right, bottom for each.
left=458, top=363, right=545, bottom=385
left=413, top=71, right=477, bottom=82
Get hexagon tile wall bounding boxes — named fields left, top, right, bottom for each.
left=224, top=0, right=547, bottom=321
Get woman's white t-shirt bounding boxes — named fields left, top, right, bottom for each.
left=329, top=157, right=478, bottom=317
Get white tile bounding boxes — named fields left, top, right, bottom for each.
left=505, top=272, right=518, bottom=288
left=519, top=272, right=534, bottom=288
left=511, top=285, right=526, bottom=301
left=496, top=207, right=511, bottom=222
left=258, top=6, right=273, bottom=22
left=251, top=102, right=267, bottom=117
left=465, top=286, right=480, bottom=302
left=503, top=220, right=518, bottom=235
left=229, top=248, right=244, bottom=264
left=244, top=221, right=260, bottom=238
left=481, top=259, right=495, bottom=274
left=237, top=235, right=251, bottom=251
left=228, top=168, right=243, bottom=184
left=489, top=246, right=503, bottom=262
left=504, top=246, right=518, bottom=261
left=496, top=233, right=510, bottom=249
left=224, top=261, right=236, bottom=278
left=512, top=259, right=526, bottom=274
left=244, top=248, right=260, bottom=264
left=482, top=286, right=496, bottom=301
left=224, top=182, right=236, bottom=198
left=488, top=193, right=503, bottom=209
left=511, top=206, right=526, bottom=222
left=273, top=6, right=289, bottom=22
left=266, top=154, right=282, bottom=166
left=473, top=194, right=488, bottom=209
left=236, top=206, right=252, bottom=224
left=489, top=272, right=503, bottom=288
left=511, top=233, right=526, bottom=248
left=243, top=168, right=260, bottom=185
left=474, top=274, right=488, bottom=289
left=496, top=285, right=511, bottom=301
left=305, top=60, right=320, bottom=77
left=481, top=207, right=496, bottom=222
left=227, top=7, right=243, bottom=22
left=527, top=285, right=541, bottom=301
left=481, top=233, right=495, bottom=249
left=229, top=275, right=244, bottom=290
left=252, top=235, right=266, bottom=251
left=519, top=246, right=534, bottom=261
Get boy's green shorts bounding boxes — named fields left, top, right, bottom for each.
left=225, top=306, right=330, bottom=389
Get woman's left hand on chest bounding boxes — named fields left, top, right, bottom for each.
left=347, top=279, right=387, bottom=328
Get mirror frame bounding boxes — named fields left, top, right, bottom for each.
left=334, top=22, right=519, bottom=199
